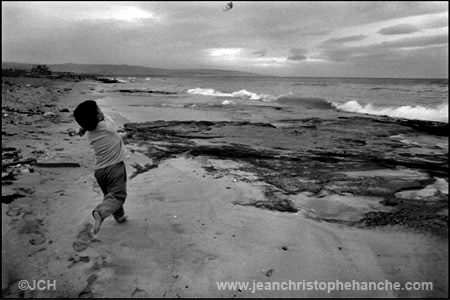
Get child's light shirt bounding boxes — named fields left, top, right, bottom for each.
left=87, top=114, right=127, bottom=170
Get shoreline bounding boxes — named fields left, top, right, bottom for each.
left=2, top=76, right=448, bottom=298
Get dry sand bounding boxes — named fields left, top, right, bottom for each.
left=2, top=77, right=448, bottom=298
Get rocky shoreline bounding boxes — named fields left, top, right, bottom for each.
left=123, top=116, right=448, bottom=237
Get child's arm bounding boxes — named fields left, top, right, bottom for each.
left=118, top=131, right=130, bottom=139
left=78, top=127, right=87, bottom=137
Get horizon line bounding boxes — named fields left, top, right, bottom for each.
left=2, top=61, right=448, bottom=81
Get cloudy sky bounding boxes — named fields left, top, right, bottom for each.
left=2, top=1, right=448, bottom=78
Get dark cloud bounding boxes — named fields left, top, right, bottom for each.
left=320, top=35, right=368, bottom=47
left=252, top=49, right=268, bottom=57
left=423, top=16, right=448, bottom=29
left=318, top=34, right=448, bottom=63
left=318, top=48, right=351, bottom=63
left=300, top=30, right=333, bottom=36
left=345, top=44, right=448, bottom=79
left=378, top=23, right=420, bottom=35
left=287, top=55, right=307, bottom=61
left=349, top=2, right=448, bottom=25
left=287, top=48, right=308, bottom=61
left=301, top=44, right=448, bottom=78
left=382, top=33, right=448, bottom=48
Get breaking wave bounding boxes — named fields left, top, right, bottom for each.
left=187, top=87, right=277, bottom=101
left=332, top=100, right=448, bottom=123
left=186, top=87, right=448, bottom=122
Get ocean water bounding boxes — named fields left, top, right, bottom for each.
left=108, top=76, right=448, bottom=123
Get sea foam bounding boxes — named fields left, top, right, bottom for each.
left=187, top=87, right=448, bottom=122
left=332, top=100, right=448, bottom=123
left=187, top=87, right=277, bottom=101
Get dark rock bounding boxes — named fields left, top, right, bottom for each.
left=233, top=199, right=298, bottom=213
left=117, top=89, right=176, bottom=95
left=130, top=162, right=158, bottom=179
left=97, top=77, right=120, bottom=83
left=374, top=117, right=449, bottom=136
left=380, top=198, right=399, bottom=206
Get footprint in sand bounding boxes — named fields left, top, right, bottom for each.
left=202, top=254, right=218, bottom=263
left=6, top=204, right=32, bottom=217
left=15, top=213, right=46, bottom=245
left=78, top=274, right=98, bottom=298
left=29, top=233, right=46, bottom=245
left=6, top=206, right=22, bottom=217
left=73, top=223, right=99, bottom=252
left=86, top=255, right=109, bottom=273
left=68, top=254, right=90, bottom=268
left=131, top=287, right=149, bottom=298
left=78, top=255, right=111, bottom=297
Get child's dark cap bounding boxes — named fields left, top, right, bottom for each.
left=73, top=100, right=100, bottom=131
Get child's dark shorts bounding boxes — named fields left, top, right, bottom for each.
left=93, top=161, right=127, bottom=220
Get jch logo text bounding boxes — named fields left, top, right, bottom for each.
left=18, top=280, right=56, bottom=291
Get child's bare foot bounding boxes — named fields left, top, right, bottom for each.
left=92, top=211, right=103, bottom=234
left=116, top=215, right=127, bottom=224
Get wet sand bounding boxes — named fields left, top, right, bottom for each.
left=2, top=76, right=448, bottom=298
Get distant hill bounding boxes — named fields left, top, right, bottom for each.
left=2, top=62, right=264, bottom=77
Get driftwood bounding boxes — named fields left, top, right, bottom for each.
left=11, top=110, right=43, bottom=115
left=31, top=162, right=81, bottom=168
left=3, top=107, right=43, bottom=115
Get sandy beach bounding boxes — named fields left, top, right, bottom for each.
left=2, top=76, right=448, bottom=298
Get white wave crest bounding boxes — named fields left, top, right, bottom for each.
left=221, top=100, right=235, bottom=105
left=187, top=87, right=276, bottom=101
left=332, top=100, right=448, bottom=123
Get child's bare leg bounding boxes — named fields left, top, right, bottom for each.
left=113, top=206, right=127, bottom=223
left=93, top=162, right=127, bottom=232
left=115, top=215, right=128, bottom=223
left=92, top=210, right=103, bottom=234
left=92, top=197, right=125, bottom=233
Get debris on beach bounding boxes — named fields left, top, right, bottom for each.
left=2, top=147, right=38, bottom=185
left=2, top=147, right=22, bottom=161
left=2, top=171, right=18, bottom=183
left=67, top=128, right=78, bottom=136
left=2, top=193, right=26, bottom=204
left=2, top=158, right=37, bottom=170
left=2, top=105, right=44, bottom=116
